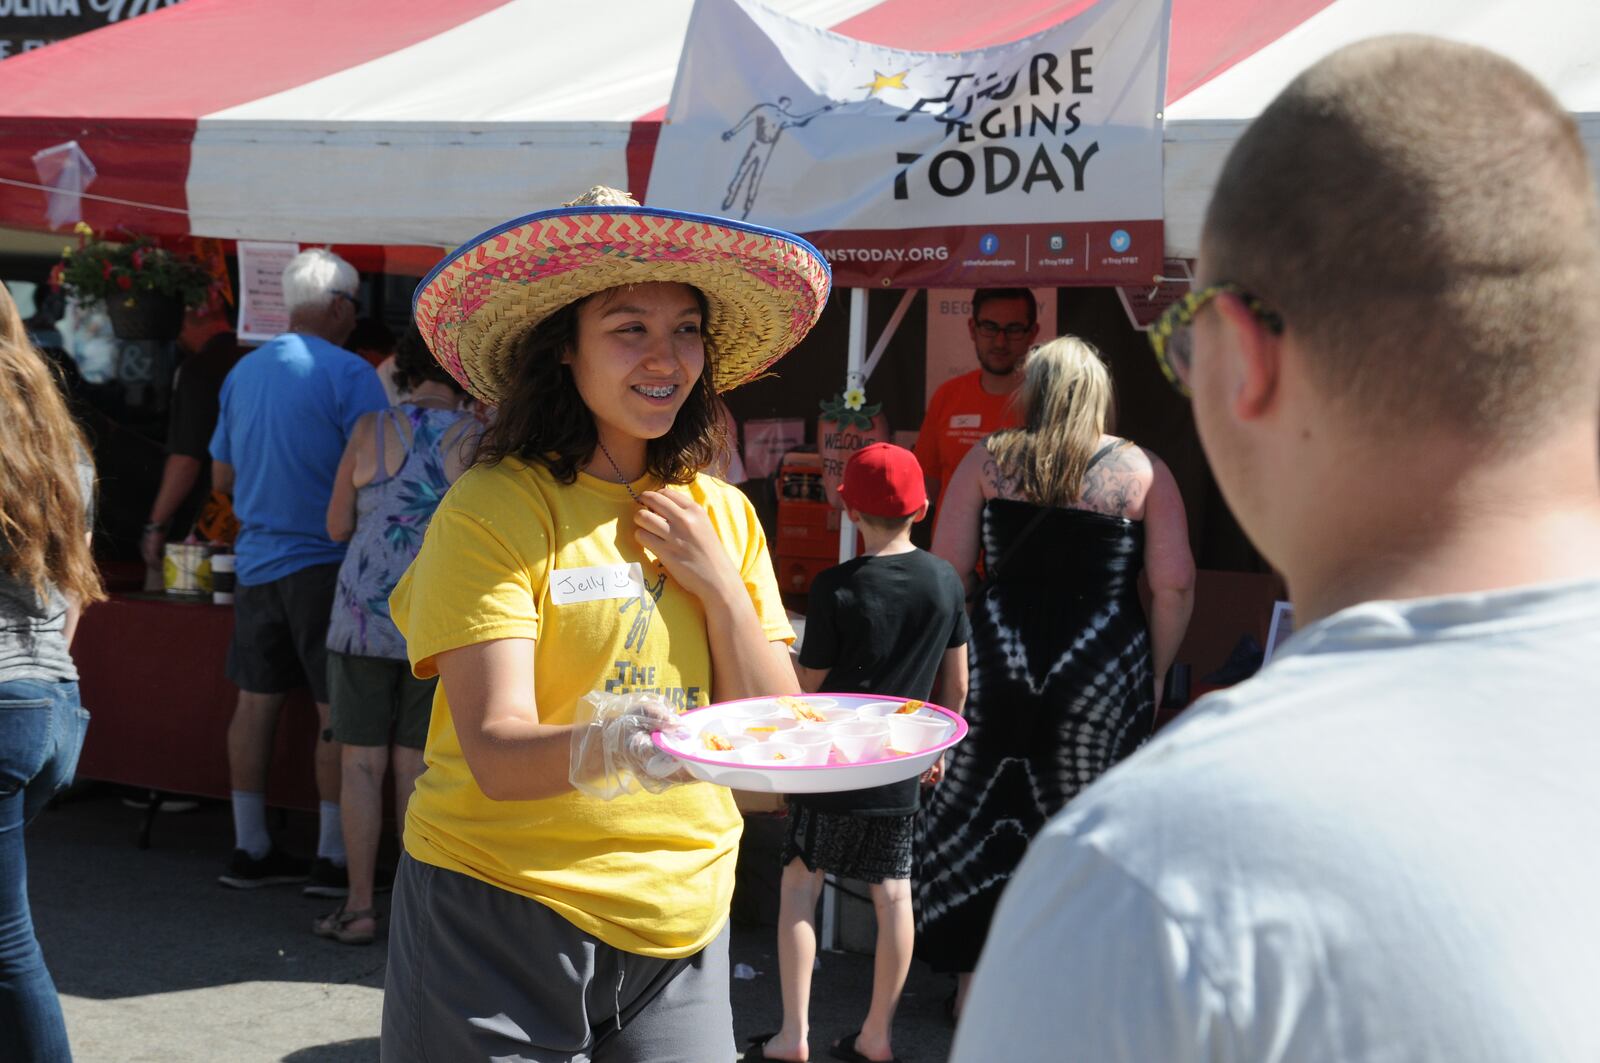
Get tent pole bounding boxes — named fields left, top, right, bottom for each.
left=820, top=286, right=867, bottom=955
left=860, top=288, right=916, bottom=382
left=839, top=287, right=867, bottom=565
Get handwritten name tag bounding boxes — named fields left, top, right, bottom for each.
left=949, top=413, right=981, bottom=429
left=550, top=563, right=645, bottom=606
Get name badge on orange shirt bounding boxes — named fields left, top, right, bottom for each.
left=949, top=414, right=981, bottom=429
left=550, top=563, right=646, bottom=606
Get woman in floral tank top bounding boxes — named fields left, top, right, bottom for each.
left=316, top=328, right=482, bottom=944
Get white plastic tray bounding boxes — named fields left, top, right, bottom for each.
left=653, top=693, right=967, bottom=794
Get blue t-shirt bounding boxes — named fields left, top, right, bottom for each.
left=210, top=333, right=387, bottom=586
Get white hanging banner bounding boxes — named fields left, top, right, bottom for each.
left=649, top=0, right=1170, bottom=289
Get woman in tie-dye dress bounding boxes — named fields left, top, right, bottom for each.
left=921, top=336, right=1196, bottom=1018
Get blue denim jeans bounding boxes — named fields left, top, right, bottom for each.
left=0, top=678, right=88, bottom=1063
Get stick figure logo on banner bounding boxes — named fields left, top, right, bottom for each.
left=721, top=97, right=835, bottom=219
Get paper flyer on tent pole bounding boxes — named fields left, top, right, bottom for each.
left=648, top=0, right=1170, bottom=289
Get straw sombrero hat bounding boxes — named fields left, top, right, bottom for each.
left=414, top=187, right=832, bottom=406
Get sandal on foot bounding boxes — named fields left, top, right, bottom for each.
left=312, top=904, right=378, bottom=945
left=745, top=1033, right=805, bottom=1062
left=828, top=1031, right=900, bottom=1063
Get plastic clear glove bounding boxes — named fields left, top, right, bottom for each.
left=568, top=690, right=696, bottom=800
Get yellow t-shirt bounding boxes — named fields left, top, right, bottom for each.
left=389, top=456, right=793, bottom=958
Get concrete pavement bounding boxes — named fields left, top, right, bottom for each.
left=26, top=788, right=957, bottom=1062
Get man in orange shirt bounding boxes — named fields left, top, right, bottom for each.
left=915, top=288, right=1039, bottom=516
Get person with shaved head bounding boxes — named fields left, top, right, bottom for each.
left=952, top=36, right=1600, bottom=1062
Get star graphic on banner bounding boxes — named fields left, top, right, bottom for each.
left=860, top=70, right=909, bottom=97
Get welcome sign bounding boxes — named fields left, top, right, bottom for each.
left=648, top=0, right=1170, bottom=288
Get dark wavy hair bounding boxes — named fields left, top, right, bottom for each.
left=474, top=286, right=725, bottom=485
left=392, top=325, right=462, bottom=395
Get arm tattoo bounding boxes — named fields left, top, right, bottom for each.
left=1079, top=448, right=1147, bottom=517
left=981, top=458, right=1024, bottom=500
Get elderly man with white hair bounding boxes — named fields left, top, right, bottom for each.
left=210, top=249, right=387, bottom=893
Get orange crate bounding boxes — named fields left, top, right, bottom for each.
left=777, top=500, right=839, bottom=558
left=774, top=552, right=834, bottom=596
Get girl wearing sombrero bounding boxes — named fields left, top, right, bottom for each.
left=379, top=188, right=829, bottom=1061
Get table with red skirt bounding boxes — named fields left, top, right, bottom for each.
left=73, top=592, right=323, bottom=811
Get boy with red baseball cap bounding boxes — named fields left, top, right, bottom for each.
left=750, top=443, right=970, bottom=1063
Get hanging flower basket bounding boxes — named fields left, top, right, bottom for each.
left=52, top=224, right=214, bottom=341
left=105, top=290, right=186, bottom=341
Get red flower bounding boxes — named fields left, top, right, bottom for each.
left=116, top=275, right=133, bottom=290
left=47, top=262, right=64, bottom=292
left=101, top=262, right=113, bottom=279
left=132, top=248, right=146, bottom=270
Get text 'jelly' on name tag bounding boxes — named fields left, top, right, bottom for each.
left=550, top=563, right=645, bottom=606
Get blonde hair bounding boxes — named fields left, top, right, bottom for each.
left=985, top=336, right=1113, bottom=508
left=0, top=283, right=24, bottom=346
left=0, top=286, right=105, bottom=607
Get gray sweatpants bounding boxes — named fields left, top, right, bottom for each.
left=380, top=856, right=735, bottom=1063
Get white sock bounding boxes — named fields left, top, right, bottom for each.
left=231, top=790, right=270, bottom=860
left=317, top=801, right=346, bottom=866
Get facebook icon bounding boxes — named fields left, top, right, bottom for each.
left=979, top=233, right=1000, bottom=256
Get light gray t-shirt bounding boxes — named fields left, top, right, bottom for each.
left=0, top=458, right=94, bottom=684
left=954, top=578, right=1600, bottom=1063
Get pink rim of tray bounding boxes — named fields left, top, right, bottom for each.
left=653, top=693, right=968, bottom=770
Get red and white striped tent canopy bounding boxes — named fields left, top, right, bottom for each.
left=1, top=0, right=1595, bottom=260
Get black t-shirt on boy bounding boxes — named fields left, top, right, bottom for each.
left=794, top=548, right=969, bottom=816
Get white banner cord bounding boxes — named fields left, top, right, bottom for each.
left=1149, top=268, right=1193, bottom=298
left=0, top=175, right=189, bottom=217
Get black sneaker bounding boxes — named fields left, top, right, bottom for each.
left=122, top=794, right=200, bottom=813
left=218, top=847, right=310, bottom=889
left=302, top=857, right=350, bottom=898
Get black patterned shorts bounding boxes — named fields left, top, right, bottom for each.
left=781, top=802, right=914, bottom=883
